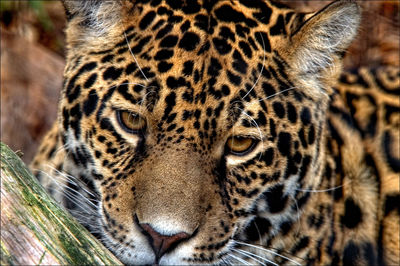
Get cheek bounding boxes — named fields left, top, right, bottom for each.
left=102, top=184, right=134, bottom=217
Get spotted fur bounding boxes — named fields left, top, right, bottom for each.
left=31, top=0, right=399, bottom=265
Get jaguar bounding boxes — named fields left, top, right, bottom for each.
left=31, top=0, right=400, bottom=265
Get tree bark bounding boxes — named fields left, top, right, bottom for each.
left=0, top=142, right=122, bottom=265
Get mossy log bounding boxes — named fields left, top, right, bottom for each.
left=0, top=142, right=122, bottom=265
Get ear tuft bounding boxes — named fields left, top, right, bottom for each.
left=288, top=1, right=361, bottom=78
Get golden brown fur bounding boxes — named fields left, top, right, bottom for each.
left=31, top=1, right=399, bottom=264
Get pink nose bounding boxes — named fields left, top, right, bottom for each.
left=138, top=222, right=191, bottom=261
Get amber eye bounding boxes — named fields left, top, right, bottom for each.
left=226, top=136, right=257, bottom=156
left=117, top=110, right=146, bottom=134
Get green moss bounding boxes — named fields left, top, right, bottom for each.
left=38, top=251, right=47, bottom=265
left=1, top=143, right=121, bottom=265
left=1, top=241, right=17, bottom=265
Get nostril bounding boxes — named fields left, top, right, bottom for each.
left=140, top=223, right=191, bottom=258
left=135, top=216, right=191, bottom=261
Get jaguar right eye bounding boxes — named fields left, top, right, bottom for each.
left=225, top=136, right=258, bottom=156
left=116, top=110, right=146, bottom=134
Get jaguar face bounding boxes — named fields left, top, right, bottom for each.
left=58, top=0, right=360, bottom=264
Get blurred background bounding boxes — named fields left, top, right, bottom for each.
left=1, top=0, right=399, bottom=164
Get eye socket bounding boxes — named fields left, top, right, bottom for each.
left=117, top=110, right=146, bottom=134
left=225, top=136, right=258, bottom=156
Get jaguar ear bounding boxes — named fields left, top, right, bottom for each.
left=287, top=0, right=361, bottom=80
left=61, top=0, right=132, bottom=48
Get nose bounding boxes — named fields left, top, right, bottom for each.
left=137, top=218, right=191, bottom=262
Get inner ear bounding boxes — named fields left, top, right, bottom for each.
left=286, top=1, right=361, bottom=77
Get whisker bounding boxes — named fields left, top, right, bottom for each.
left=38, top=169, right=67, bottom=190
left=108, top=81, right=147, bottom=91
left=234, top=241, right=301, bottom=265
left=231, top=87, right=296, bottom=111
left=295, top=181, right=350, bottom=193
left=41, top=177, right=98, bottom=212
left=54, top=142, right=70, bottom=156
left=257, top=87, right=297, bottom=102
left=38, top=166, right=100, bottom=211
left=70, top=210, right=101, bottom=220
left=64, top=188, right=99, bottom=209
left=242, top=32, right=266, bottom=100
left=232, top=248, right=269, bottom=266
left=253, top=221, right=263, bottom=247
left=227, top=253, right=251, bottom=265
left=138, top=88, right=156, bottom=109
left=220, top=256, right=230, bottom=266
left=290, top=194, right=302, bottom=236
left=124, top=32, right=149, bottom=81
left=48, top=166, right=98, bottom=198
left=235, top=107, right=264, bottom=141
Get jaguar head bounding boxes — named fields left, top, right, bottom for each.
left=59, top=0, right=360, bottom=264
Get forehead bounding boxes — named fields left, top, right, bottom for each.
left=66, top=0, right=296, bottom=125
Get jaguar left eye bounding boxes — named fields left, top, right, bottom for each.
left=225, top=136, right=258, bottom=156
left=117, top=110, right=146, bottom=134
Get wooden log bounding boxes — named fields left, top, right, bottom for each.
left=0, top=142, right=122, bottom=265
